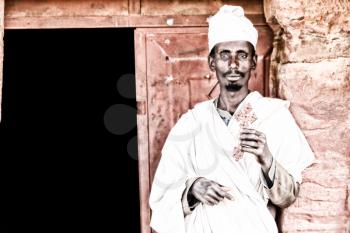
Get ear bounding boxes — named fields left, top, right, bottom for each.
left=251, top=54, right=257, bottom=70
left=208, top=56, right=216, bottom=72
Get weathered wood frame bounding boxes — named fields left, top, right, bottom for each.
left=3, top=0, right=265, bottom=29
left=4, top=14, right=266, bottom=29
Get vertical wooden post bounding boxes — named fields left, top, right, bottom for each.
left=134, top=29, right=151, bottom=233
left=0, top=0, right=4, bottom=122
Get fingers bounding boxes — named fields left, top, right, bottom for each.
left=239, top=128, right=266, bottom=157
left=196, top=195, right=213, bottom=206
left=240, top=133, right=261, bottom=143
left=213, top=184, right=234, bottom=201
left=193, top=180, right=235, bottom=206
left=240, top=140, right=259, bottom=148
left=218, top=186, right=234, bottom=200
left=220, top=186, right=232, bottom=192
left=205, top=186, right=227, bottom=205
left=211, top=184, right=228, bottom=199
left=240, top=128, right=266, bottom=144
left=207, top=191, right=222, bottom=204
left=241, top=128, right=262, bottom=136
left=224, top=192, right=234, bottom=200
left=240, top=146, right=261, bottom=156
left=195, top=188, right=220, bottom=206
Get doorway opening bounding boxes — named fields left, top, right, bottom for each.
left=0, top=28, right=139, bottom=232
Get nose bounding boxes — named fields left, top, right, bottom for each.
left=229, top=56, right=238, bottom=69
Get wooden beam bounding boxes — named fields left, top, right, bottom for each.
left=4, top=0, right=267, bottom=28
left=128, top=0, right=141, bottom=15
left=4, top=14, right=267, bottom=29
left=140, top=0, right=263, bottom=15
left=4, top=0, right=129, bottom=17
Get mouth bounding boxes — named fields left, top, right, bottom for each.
left=226, top=76, right=241, bottom=82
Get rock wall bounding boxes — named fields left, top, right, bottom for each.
left=264, top=0, right=350, bottom=232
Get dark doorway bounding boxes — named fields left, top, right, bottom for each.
left=0, top=28, right=139, bottom=232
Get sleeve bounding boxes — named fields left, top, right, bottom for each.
left=149, top=111, right=198, bottom=233
left=181, top=177, right=201, bottom=216
left=260, top=157, right=276, bottom=188
left=257, top=102, right=315, bottom=208
left=263, top=160, right=300, bottom=208
left=263, top=106, right=315, bottom=184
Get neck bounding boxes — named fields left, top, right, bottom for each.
left=218, top=87, right=250, bottom=114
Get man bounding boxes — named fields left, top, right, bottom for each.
left=149, top=5, right=315, bottom=233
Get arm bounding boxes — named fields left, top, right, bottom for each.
left=240, top=128, right=300, bottom=208
left=181, top=177, right=234, bottom=216
left=262, top=160, right=300, bottom=208
left=181, top=177, right=201, bottom=216
left=149, top=112, right=199, bottom=233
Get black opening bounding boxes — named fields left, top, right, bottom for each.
left=0, top=28, right=139, bottom=232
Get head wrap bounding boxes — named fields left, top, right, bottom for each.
left=208, top=5, right=258, bottom=53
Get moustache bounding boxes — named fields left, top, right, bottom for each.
left=223, top=70, right=244, bottom=78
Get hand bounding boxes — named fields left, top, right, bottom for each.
left=239, top=128, right=273, bottom=173
left=189, top=177, right=234, bottom=206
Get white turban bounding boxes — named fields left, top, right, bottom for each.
left=208, top=5, right=258, bottom=53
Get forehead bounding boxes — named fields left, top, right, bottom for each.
left=215, top=41, right=252, bottom=52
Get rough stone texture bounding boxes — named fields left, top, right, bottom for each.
left=264, top=0, right=350, bottom=232
left=265, top=0, right=350, bottom=64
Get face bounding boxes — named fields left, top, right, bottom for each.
left=208, top=41, right=257, bottom=92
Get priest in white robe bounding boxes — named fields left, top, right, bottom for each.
left=149, top=5, right=315, bottom=233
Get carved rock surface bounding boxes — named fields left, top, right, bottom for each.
left=264, top=0, right=350, bottom=231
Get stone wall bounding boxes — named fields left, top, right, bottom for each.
left=264, top=0, right=350, bottom=232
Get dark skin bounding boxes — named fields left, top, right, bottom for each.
left=189, top=41, right=274, bottom=206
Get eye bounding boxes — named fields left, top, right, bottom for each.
left=220, top=51, right=230, bottom=61
left=238, top=52, right=248, bottom=59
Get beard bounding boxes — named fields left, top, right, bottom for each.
left=223, top=69, right=245, bottom=92
left=225, top=83, right=243, bottom=92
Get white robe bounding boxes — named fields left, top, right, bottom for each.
left=149, top=91, right=315, bottom=233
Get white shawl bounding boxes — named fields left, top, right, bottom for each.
left=149, top=91, right=315, bottom=233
